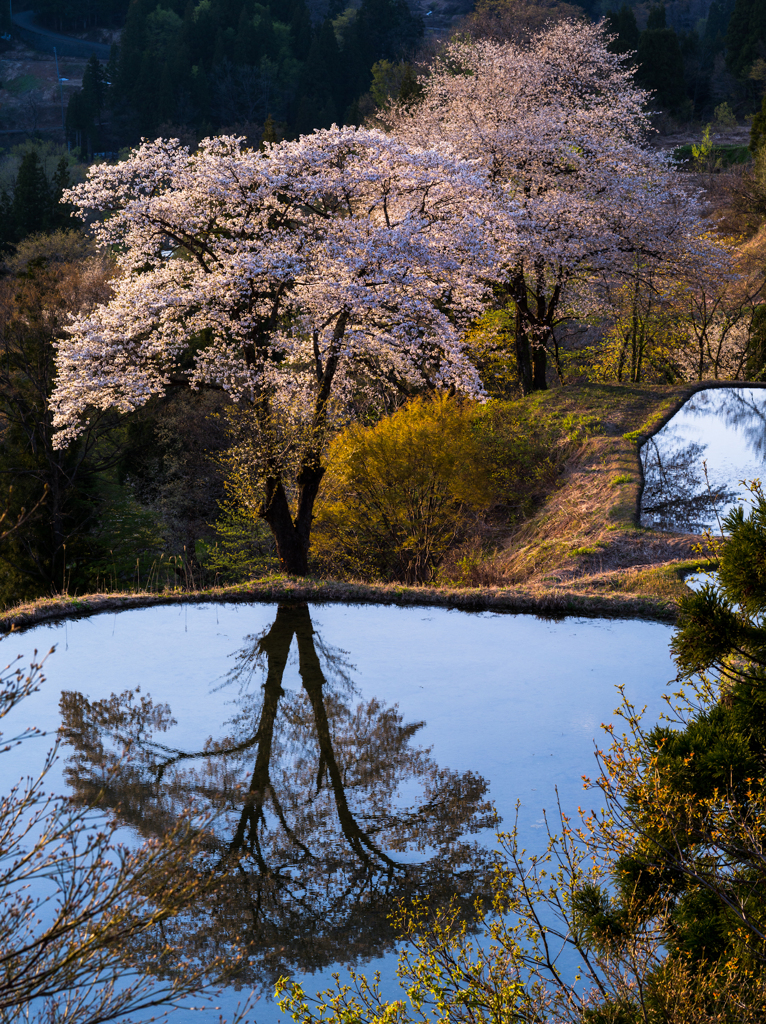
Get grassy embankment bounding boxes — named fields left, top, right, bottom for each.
left=0, top=381, right=735, bottom=634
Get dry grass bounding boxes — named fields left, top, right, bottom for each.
left=449, top=380, right=742, bottom=599
left=0, top=576, right=680, bottom=637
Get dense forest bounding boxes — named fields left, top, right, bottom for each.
left=604, top=0, right=765, bottom=118
left=59, top=0, right=425, bottom=150
left=2, top=0, right=764, bottom=152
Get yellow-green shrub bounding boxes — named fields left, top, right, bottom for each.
left=312, top=394, right=491, bottom=583
left=312, top=394, right=560, bottom=584
left=461, top=308, right=520, bottom=399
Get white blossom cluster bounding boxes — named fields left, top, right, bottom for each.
left=52, top=21, right=711, bottom=447
left=384, top=21, right=705, bottom=301
left=52, top=127, right=493, bottom=445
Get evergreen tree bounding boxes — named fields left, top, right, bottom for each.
left=82, top=54, right=108, bottom=120
left=647, top=2, right=667, bottom=29
left=289, top=0, right=312, bottom=61
left=605, top=3, right=640, bottom=55
left=65, top=90, right=93, bottom=154
left=726, top=0, right=766, bottom=78
left=637, top=21, right=687, bottom=109
left=73, top=0, right=427, bottom=144
left=50, top=158, right=73, bottom=231
left=296, top=18, right=343, bottom=129
left=343, top=0, right=423, bottom=99
left=114, top=0, right=154, bottom=137
left=703, top=0, right=732, bottom=53
left=183, top=0, right=220, bottom=65
left=626, top=491, right=766, bottom=962
left=12, top=152, right=51, bottom=240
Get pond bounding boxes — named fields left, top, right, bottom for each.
left=0, top=601, right=676, bottom=1022
left=641, top=386, right=766, bottom=533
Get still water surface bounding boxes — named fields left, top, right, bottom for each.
left=0, top=602, right=675, bottom=1021
left=641, top=386, right=766, bottom=532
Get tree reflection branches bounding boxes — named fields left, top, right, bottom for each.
left=641, top=388, right=766, bottom=534
left=685, top=387, right=766, bottom=462
left=640, top=435, right=738, bottom=533
left=60, top=603, right=498, bottom=992
left=0, top=652, right=252, bottom=1024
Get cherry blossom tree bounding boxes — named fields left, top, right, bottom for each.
left=385, top=21, right=704, bottom=393
left=59, top=602, right=496, bottom=993
left=51, top=128, right=489, bottom=574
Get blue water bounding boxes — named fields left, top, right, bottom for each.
left=0, top=602, right=676, bottom=1022
left=641, top=386, right=766, bottom=532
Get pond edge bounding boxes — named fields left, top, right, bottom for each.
left=0, top=579, right=680, bottom=636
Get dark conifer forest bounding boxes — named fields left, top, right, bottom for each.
left=50, top=0, right=425, bottom=151
left=32, top=0, right=766, bottom=159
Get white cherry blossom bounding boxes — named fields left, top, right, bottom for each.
left=385, top=21, right=704, bottom=391
left=52, top=127, right=492, bottom=573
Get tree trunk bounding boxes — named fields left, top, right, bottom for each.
left=295, top=607, right=397, bottom=868
left=229, top=604, right=294, bottom=858
left=532, top=342, right=548, bottom=391
left=261, top=466, right=324, bottom=576
left=510, top=268, right=553, bottom=395
left=259, top=311, right=348, bottom=576
left=514, top=305, right=534, bottom=396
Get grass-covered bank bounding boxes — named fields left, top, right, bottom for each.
left=0, top=577, right=681, bottom=635
left=471, top=379, right=760, bottom=592
left=2, top=378, right=756, bottom=634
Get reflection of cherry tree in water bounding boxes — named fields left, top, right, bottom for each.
left=59, top=603, right=497, bottom=992
left=640, top=434, right=736, bottom=532
left=641, top=388, right=766, bottom=532
left=685, top=387, right=766, bottom=462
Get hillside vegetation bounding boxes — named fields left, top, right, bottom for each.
left=0, top=380, right=724, bottom=633
left=1, top=9, right=766, bottom=618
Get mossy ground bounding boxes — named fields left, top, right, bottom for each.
left=1, top=380, right=748, bottom=633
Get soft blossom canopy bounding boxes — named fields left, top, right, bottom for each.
left=51, top=126, right=495, bottom=572
left=384, top=22, right=706, bottom=391
left=52, top=127, right=492, bottom=444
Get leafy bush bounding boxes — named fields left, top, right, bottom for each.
left=311, top=395, right=489, bottom=583
left=713, top=101, right=738, bottom=128
left=461, top=309, right=520, bottom=400
left=311, top=394, right=560, bottom=584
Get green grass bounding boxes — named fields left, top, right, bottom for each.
left=491, top=382, right=715, bottom=596
left=4, top=74, right=40, bottom=96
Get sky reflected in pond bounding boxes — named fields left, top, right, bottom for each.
left=641, top=386, right=766, bottom=533
left=0, top=602, right=675, bottom=1022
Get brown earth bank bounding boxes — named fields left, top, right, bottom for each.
left=2, top=379, right=756, bottom=634
left=0, top=579, right=682, bottom=636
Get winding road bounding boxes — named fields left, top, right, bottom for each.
left=11, top=10, right=110, bottom=60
